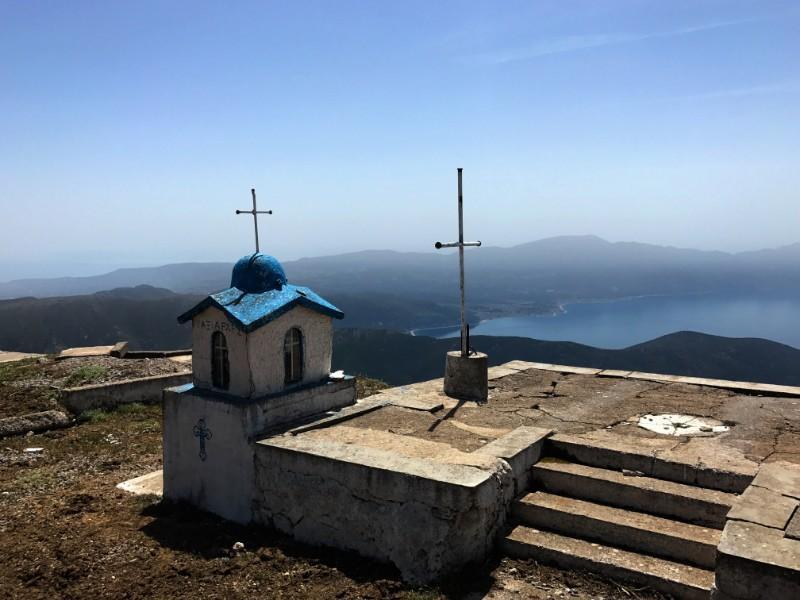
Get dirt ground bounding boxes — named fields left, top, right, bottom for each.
left=0, top=361, right=662, bottom=600
left=0, top=357, right=190, bottom=418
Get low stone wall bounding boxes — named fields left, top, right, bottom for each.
left=253, top=435, right=516, bottom=584
left=60, top=372, right=191, bottom=413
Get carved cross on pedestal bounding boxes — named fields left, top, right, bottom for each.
left=236, top=188, right=273, bottom=253
left=434, top=168, right=482, bottom=357
left=192, top=418, right=213, bottom=461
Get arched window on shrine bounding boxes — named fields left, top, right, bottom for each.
left=211, top=331, right=230, bottom=390
left=284, top=327, right=304, bottom=384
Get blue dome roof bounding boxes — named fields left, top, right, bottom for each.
left=230, top=253, right=287, bottom=293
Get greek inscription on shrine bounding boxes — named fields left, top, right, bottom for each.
left=199, top=320, right=234, bottom=333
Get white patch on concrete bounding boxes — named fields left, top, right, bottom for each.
left=638, top=413, right=729, bottom=436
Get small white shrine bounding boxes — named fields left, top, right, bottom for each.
left=162, top=251, right=356, bottom=522
left=158, top=186, right=518, bottom=585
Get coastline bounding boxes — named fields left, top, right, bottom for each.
left=407, top=291, right=747, bottom=341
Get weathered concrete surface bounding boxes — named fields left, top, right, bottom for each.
left=56, top=345, right=114, bottom=359
left=549, top=430, right=757, bottom=493
left=0, top=351, right=43, bottom=363
left=487, top=365, right=522, bottom=380
left=168, top=354, right=192, bottom=364
left=532, top=457, right=736, bottom=528
left=513, top=491, right=720, bottom=569
left=110, top=341, right=128, bottom=358
left=786, top=509, right=800, bottom=541
left=358, top=363, right=800, bottom=470
left=162, top=378, right=356, bottom=524
left=60, top=372, right=191, bottom=413
left=501, top=361, right=602, bottom=375
left=254, top=433, right=514, bottom=584
left=388, top=396, right=444, bottom=412
left=444, top=351, right=488, bottom=402
left=727, top=484, right=798, bottom=529
left=750, top=460, right=800, bottom=500
left=117, top=470, right=163, bottom=496
left=504, top=525, right=713, bottom=600
left=716, top=460, right=800, bottom=597
left=717, top=521, right=800, bottom=599
left=474, top=426, right=550, bottom=495
left=0, top=410, right=71, bottom=438
left=299, top=425, right=501, bottom=468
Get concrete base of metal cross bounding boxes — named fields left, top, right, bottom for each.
left=444, top=351, right=489, bottom=402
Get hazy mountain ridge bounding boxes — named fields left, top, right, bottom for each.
left=0, top=286, right=470, bottom=353
left=1, top=284, right=800, bottom=388
left=333, top=329, right=800, bottom=387
left=6, top=237, right=800, bottom=306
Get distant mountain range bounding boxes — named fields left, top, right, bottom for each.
left=0, top=285, right=470, bottom=353
left=4, top=235, right=800, bottom=389
left=334, top=329, right=800, bottom=386
left=2, top=287, right=799, bottom=387
left=5, top=237, right=800, bottom=322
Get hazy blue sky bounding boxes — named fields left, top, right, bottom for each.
left=1, top=1, right=798, bottom=280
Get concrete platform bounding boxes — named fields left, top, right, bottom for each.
left=144, top=360, right=800, bottom=590
left=238, top=360, right=800, bottom=586
left=348, top=360, right=800, bottom=471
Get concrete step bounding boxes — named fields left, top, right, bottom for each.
left=502, top=525, right=713, bottom=600
left=547, top=433, right=754, bottom=493
left=513, top=491, right=721, bottom=569
left=532, top=457, right=736, bottom=528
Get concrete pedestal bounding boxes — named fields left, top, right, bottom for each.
left=444, top=351, right=488, bottom=402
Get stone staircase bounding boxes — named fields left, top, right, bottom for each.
left=501, top=435, right=744, bottom=600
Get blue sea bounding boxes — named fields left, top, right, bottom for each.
left=419, top=294, right=800, bottom=350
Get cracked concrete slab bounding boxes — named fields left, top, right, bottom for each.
left=786, top=509, right=800, bottom=541
left=751, top=460, right=800, bottom=500
left=314, top=362, right=800, bottom=471
left=728, top=484, right=798, bottom=529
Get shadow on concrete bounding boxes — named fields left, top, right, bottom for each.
left=427, top=399, right=467, bottom=433
left=140, top=498, right=499, bottom=598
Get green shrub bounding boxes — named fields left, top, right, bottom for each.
left=79, top=408, right=110, bottom=423
left=63, top=365, right=109, bottom=387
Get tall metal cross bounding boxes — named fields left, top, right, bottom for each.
left=236, top=188, right=273, bottom=253
left=434, top=168, right=482, bottom=357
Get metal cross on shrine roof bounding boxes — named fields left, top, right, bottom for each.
left=434, top=168, right=482, bottom=357
left=236, top=188, right=273, bottom=253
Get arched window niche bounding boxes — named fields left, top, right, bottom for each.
left=211, top=331, right=230, bottom=390
left=284, top=327, right=304, bottom=385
